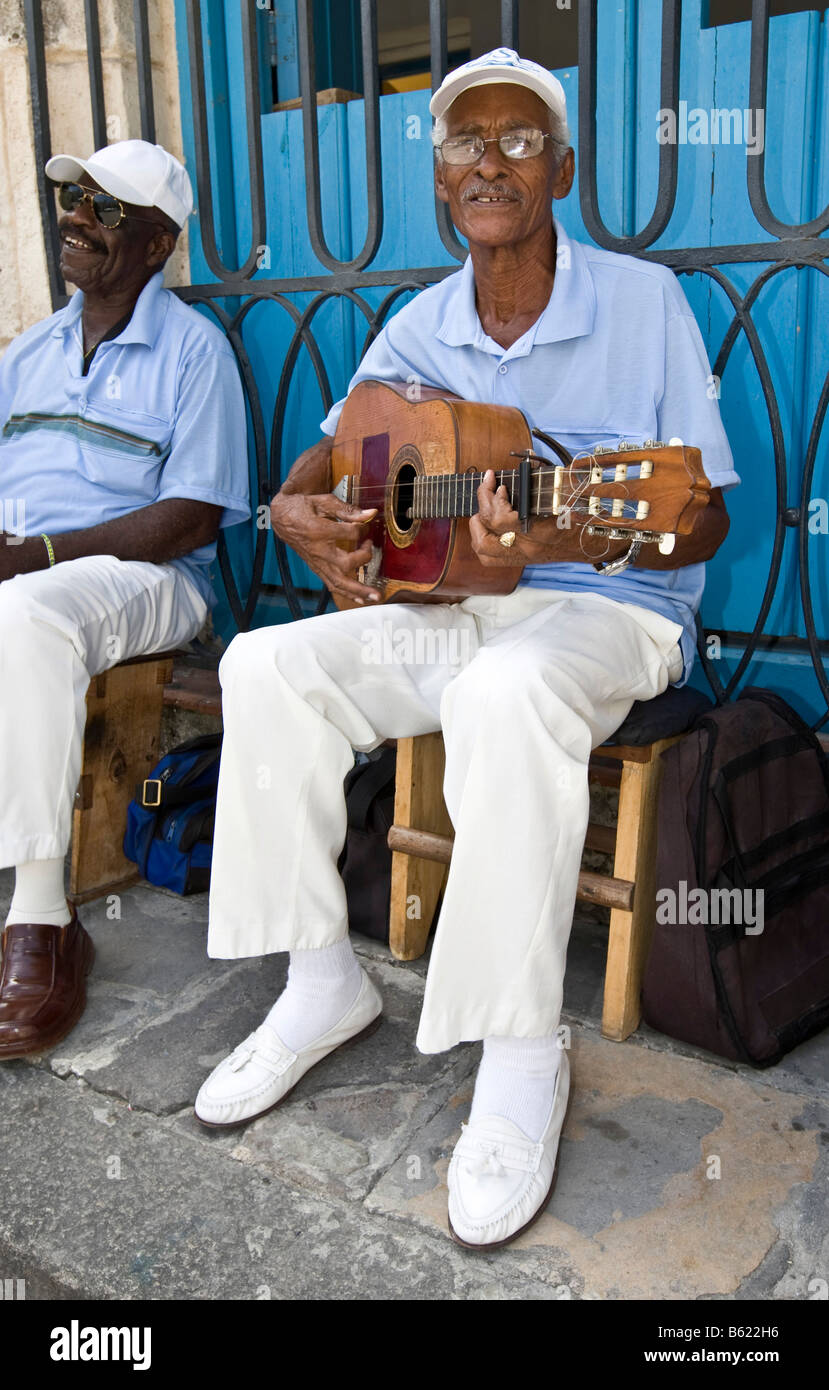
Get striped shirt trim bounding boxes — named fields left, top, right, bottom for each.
left=2, top=413, right=169, bottom=461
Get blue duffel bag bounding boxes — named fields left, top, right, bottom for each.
left=124, top=733, right=222, bottom=895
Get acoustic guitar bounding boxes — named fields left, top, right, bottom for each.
left=330, top=380, right=710, bottom=608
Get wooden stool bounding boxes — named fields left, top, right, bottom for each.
left=387, top=687, right=713, bottom=1043
left=69, top=653, right=174, bottom=904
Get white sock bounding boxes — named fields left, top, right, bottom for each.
left=264, top=936, right=362, bottom=1052
left=6, top=858, right=70, bottom=928
left=469, top=1035, right=562, bottom=1142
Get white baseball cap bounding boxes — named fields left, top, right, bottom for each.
left=45, top=139, right=193, bottom=230
left=430, top=47, right=568, bottom=130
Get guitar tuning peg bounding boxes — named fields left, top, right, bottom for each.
left=642, top=438, right=665, bottom=449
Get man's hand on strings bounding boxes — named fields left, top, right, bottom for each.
left=470, top=470, right=536, bottom=566
left=270, top=491, right=382, bottom=604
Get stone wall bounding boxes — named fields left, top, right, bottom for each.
left=0, top=0, right=189, bottom=352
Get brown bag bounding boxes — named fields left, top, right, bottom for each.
left=642, top=689, right=829, bottom=1066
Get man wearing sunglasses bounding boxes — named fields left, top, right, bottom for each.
left=0, top=139, right=249, bottom=1060
left=198, top=50, right=739, bottom=1250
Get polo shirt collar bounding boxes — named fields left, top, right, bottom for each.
left=51, top=270, right=166, bottom=348
left=436, top=216, right=596, bottom=351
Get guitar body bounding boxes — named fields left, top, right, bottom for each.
left=331, top=380, right=533, bottom=609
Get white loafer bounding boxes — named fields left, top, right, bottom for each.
left=194, top=968, right=383, bottom=1129
left=447, top=1048, right=571, bottom=1250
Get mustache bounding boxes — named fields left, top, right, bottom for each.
left=461, top=183, right=520, bottom=203
left=58, top=217, right=106, bottom=252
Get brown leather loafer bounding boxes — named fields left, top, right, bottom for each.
left=0, top=909, right=95, bottom=1059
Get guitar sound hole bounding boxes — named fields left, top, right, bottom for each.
left=392, top=462, right=417, bottom=531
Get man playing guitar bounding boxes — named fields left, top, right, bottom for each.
left=197, top=48, right=739, bottom=1250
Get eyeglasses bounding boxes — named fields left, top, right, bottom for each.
left=439, top=127, right=553, bottom=166
left=56, top=182, right=160, bottom=230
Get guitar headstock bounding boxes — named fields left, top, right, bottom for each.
left=541, top=440, right=710, bottom=536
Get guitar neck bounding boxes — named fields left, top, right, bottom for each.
left=410, top=466, right=605, bottom=521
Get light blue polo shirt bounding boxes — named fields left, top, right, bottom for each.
left=320, top=217, right=740, bottom=684
left=0, top=271, right=250, bottom=605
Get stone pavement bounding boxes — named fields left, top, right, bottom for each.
left=0, top=867, right=827, bottom=1302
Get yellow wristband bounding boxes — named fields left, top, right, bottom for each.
left=41, top=533, right=56, bottom=567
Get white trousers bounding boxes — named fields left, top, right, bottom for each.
left=0, top=555, right=208, bottom=868
left=208, top=587, right=684, bottom=1054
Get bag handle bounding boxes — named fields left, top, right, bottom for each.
left=346, top=754, right=397, bottom=831
left=739, top=688, right=829, bottom=797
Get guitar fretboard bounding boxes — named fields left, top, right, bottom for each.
left=409, top=466, right=649, bottom=523
left=412, top=469, right=519, bottom=518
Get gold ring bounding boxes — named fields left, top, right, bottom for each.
left=499, top=531, right=516, bottom=548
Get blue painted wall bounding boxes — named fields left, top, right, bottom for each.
left=173, top=0, right=829, bottom=722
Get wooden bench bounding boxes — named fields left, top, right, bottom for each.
left=69, top=653, right=222, bottom=905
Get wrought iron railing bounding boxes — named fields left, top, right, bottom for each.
left=23, top=0, right=829, bottom=725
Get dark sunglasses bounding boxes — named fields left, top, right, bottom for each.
left=56, top=181, right=161, bottom=230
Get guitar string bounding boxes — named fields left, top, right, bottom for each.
left=348, top=460, right=646, bottom=521
left=381, top=480, right=643, bottom=525
left=568, top=452, right=615, bottom=561
left=353, top=477, right=641, bottom=518
left=446, top=460, right=640, bottom=531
